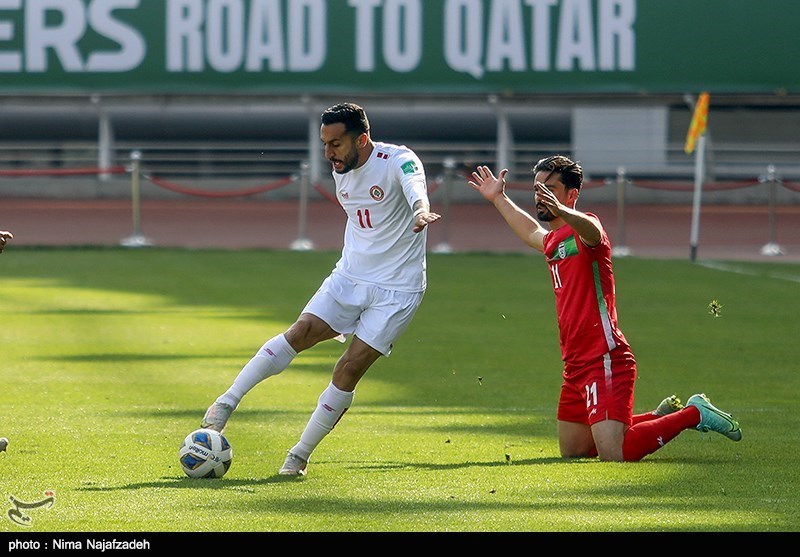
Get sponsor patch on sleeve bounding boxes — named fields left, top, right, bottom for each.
left=401, top=160, right=418, bottom=175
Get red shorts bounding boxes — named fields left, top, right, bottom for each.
left=557, top=348, right=636, bottom=427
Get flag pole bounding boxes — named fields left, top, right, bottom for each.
left=689, top=134, right=706, bottom=262
left=684, top=92, right=710, bottom=262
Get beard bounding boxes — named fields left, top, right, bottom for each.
left=331, top=148, right=359, bottom=174
left=536, top=204, right=555, bottom=222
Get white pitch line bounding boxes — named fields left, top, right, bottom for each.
left=698, top=261, right=800, bottom=283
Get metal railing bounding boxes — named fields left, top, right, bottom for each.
left=3, top=138, right=798, bottom=181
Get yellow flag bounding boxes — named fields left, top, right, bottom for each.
left=684, top=92, right=710, bottom=154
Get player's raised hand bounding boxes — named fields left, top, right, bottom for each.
left=412, top=210, right=442, bottom=234
left=534, top=181, right=565, bottom=218
left=468, top=166, right=508, bottom=203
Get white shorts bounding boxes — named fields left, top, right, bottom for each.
left=302, top=272, right=424, bottom=356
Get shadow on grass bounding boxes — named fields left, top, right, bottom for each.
left=77, top=455, right=597, bottom=493
left=77, top=475, right=307, bottom=491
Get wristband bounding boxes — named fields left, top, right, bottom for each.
left=413, top=208, right=426, bottom=218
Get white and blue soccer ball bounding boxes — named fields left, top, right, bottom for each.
left=179, top=428, right=233, bottom=479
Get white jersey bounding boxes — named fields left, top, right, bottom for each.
left=331, top=141, right=430, bottom=292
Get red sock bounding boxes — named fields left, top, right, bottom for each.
left=632, top=410, right=660, bottom=425
left=622, top=407, right=700, bottom=461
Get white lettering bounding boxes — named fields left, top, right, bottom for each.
left=0, top=0, right=22, bottom=71
left=167, top=0, right=204, bottom=71
left=86, top=0, right=146, bottom=72
left=525, top=0, right=557, bottom=71
left=349, top=0, right=381, bottom=71
left=53, top=539, right=82, bottom=550
left=287, top=0, right=324, bottom=71
left=556, top=0, right=595, bottom=71
left=443, top=0, right=483, bottom=79
left=85, top=538, right=151, bottom=551
left=245, top=0, right=285, bottom=71
left=445, top=0, right=635, bottom=77
left=350, top=0, right=427, bottom=74
left=26, top=0, right=85, bottom=72
left=0, top=0, right=635, bottom=78
left=207, top=0, right=244, bottom=72
left=598, top=0, right=634, bottom=70
left=383, top=0, right=421, bottom=72
left=8, top=540, right=41, bottom=550
left=167, top=0, right=324, bottom=73
left=486, top=0, right=526, bottom=72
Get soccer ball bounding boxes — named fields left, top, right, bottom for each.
left=179, top=428, right=233, bottom=479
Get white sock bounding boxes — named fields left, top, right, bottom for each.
left=289, top=382, right=354, bottom=461
left=217, top=334, right=297, bottom=408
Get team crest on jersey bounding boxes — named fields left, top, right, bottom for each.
left=370, top=185, right=385, bottom=201
left=401, top=160, right=418, bottom=175
left=558, top=241, right=567, bottom=260
left=546, top=236, right=579, bottom=262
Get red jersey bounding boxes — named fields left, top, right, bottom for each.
left=541, top=213, right=631, bottom=371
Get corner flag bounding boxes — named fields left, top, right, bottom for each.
left=684, top=92, right=710, bottom=154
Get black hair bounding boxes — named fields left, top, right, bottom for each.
left=532, top=155, right=583, bottom=191
left=321, top=103, right=370, bottom=136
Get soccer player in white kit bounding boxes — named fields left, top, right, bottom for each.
left=201, top=103, right=441, bottom=476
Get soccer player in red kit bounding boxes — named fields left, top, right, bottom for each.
left=469, top=155, right=741, bottom=461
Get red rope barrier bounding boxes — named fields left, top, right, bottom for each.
left=505, top=179, right=606, bottom=191
left=145, top=174, right=295, bottom=198
left=630, top=179, right=759, bottom=192
left=2, top=162, right=796, bottom=199
left=313, top=182, right=339, bottom=204
left=313, top=177, right=443, bottom=206
left=0, top=166, right=127, bottom=177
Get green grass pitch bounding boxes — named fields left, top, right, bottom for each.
left=1, top=248, right=798, bottom=534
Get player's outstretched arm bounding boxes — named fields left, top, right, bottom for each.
left=412, top=209, right=441, bottom=234
left=469, top=167, right=545, bottom=252
left=468, top=165, right=507, bottom=203
left=411, top=200, right=441, bottom=233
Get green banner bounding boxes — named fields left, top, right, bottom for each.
left=0, top=0, right=797, bottom=94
